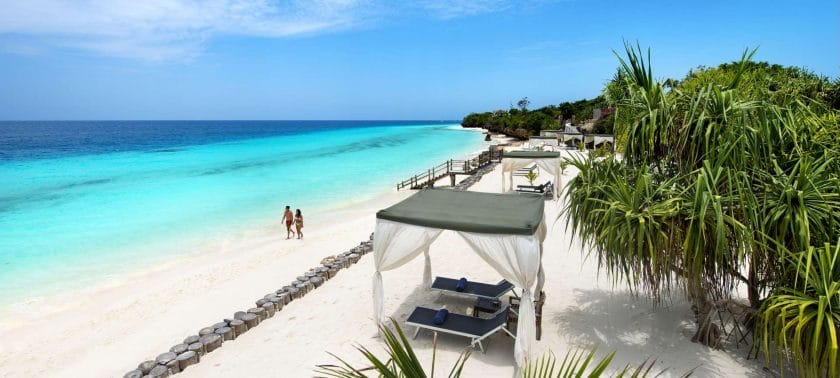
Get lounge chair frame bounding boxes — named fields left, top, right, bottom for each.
left=430, top=276, right=514, bottom=301
left=406, top=306, right=515, bottom=353
left=516, top=181, right=554, bottom=197
left=512, top=163, right=539, bottom=177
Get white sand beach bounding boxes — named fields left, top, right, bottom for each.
left=0, top=190, right=410, bottom=377
left=0, top=162, right=767, bottom=377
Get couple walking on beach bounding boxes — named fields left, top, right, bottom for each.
left=282, top=206, right=304, bottom=239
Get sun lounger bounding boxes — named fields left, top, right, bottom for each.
left=431, top=277, right=514, bottom=300
left=512, top=163, right=538, bottom=177
left=406, top=306, right=513, bottom=352
left=516, top=181, right=554, bottom=197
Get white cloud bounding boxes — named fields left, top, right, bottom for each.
left=0, top=0, right=370, bottom=61
left=415, top=0, right=528, bottom=19
left=0, top=0, right=537, bottom=61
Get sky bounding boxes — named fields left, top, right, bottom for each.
left=0, top=0, right=837, bottom=120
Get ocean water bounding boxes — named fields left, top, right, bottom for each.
left=0, top=121, right=486, bottom=307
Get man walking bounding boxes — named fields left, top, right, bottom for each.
left=281, top=205, right=294, bottom=239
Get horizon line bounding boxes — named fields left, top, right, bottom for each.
left=0, top=119, right=464, bottom=123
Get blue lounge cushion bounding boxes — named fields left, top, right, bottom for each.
left=433, top=308, right=449, bottom=325
left=455, top=277, right=467, bottom=292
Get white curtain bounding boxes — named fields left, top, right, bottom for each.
left=501, top=158, right=534, bottom=192
left=458, top=230, right=541, bottom=367
left=528, top=138, right=558, bottom=147
left=534, top=216, right=548, bottom=299
left=593, top=135, right=614, bottom=146
left=501, top=158, right=562, bottom=200
left=372, top=219, right=443, bottom=325
left=562, top=133, right=583, bottom=142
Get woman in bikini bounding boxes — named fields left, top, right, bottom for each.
left=294, top=209, right=304, bottom=239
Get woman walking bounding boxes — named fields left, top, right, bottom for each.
left=294, top=209, right=304, bottom=239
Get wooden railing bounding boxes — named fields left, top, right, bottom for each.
left=396, top=148, right=501, bottom=190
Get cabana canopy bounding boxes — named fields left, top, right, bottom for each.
left=503, top=151, right=560, bottom=159
left=373, top=189, right=547, bottom=368
left=501, top=151, right=562, bottom=199
left=378, top=190, right=543, bottom=235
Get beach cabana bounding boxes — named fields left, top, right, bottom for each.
left=501, top=151, right=562, bottom=200
left=373, top=189, right=546, bottom=367
left=527, top=135, right=559, bottom=149
left=562, top=133, right=584, bottom=143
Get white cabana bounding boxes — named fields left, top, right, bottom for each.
left=592, top=134, right=615, bottom=147
left=501, top=150, right=562, bottom=200
left=562, top=133, right=584, bottom=143
left=527, top=136, right=559, bottom=149
left=373, top=189, right=547, bottom=368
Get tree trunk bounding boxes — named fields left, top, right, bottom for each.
left=689, top=284, right=721, bottom=348
left=747, top=264, right=761, bottom=309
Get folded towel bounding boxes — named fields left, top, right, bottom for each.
left=433, top=309, right=449, bottom=325
left=455, top=277, right=467, bottom=292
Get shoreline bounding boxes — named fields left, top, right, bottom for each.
left=0, top=186, right=414, bottom=377
left=0, top=123, right=488, bottom=316
left=0, top=129, right=488, bottom=377
left=0, top=188, right=398, bottom=332
left=0, top=176, right=382, bottom=321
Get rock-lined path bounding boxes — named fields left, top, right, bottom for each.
left=123, top=237, right=373, bottom=378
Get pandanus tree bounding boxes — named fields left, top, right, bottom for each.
left=564, top=42, right=840, bottom=376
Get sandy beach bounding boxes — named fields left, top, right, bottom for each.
left=0, top=157, right=768, bottom=377
left=0, top=189, right=411, bottom=377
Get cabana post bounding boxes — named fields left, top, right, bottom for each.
left=372, top=189, right=546, bottom=368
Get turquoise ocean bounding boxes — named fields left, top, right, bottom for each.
left=0, top=121, right=486, bottom=308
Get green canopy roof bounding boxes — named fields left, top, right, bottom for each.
left=502, top=151, right=561, bottom=159
left=529, top=136, right=557, bottom=139
left=376, top=189, right=544, bottom=235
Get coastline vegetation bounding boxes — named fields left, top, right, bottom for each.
left=564, top=43, right=840, bottom=376
left=461, top=96, right=611, bottom=139
left=463, top=54, right=839, bottom=145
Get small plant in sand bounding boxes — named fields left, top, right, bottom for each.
left=525, top=170, right=539, bottom=186
left=315, top=320, right=469, bottom=378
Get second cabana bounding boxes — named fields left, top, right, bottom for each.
left=501, top=150, right=563, bottom=200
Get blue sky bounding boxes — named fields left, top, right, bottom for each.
left=0, top=0, right=837, bottom=120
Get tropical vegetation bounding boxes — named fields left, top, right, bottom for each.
left=461, top=96, right=610, bottom=138
left=564, top=43, right=840, bottom=377
left=316, top=320, right=680, bottom=377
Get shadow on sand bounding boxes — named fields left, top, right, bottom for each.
left=550, top=288, right=772, bottom=377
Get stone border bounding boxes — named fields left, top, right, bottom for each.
left=453, top=162, right=498, bottom=191
left=123, top=234, right=375, bottom=378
